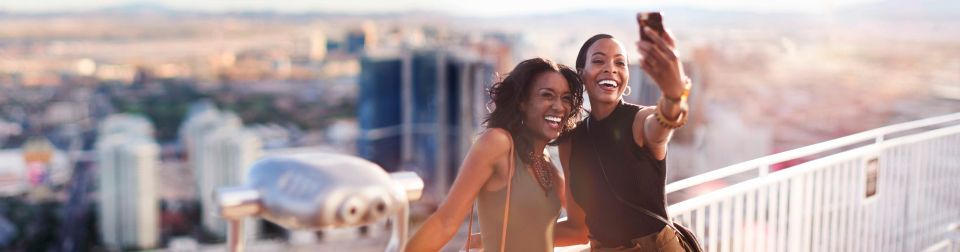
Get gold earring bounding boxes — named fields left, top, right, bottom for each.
left=623, top=86, right=632, bottom=96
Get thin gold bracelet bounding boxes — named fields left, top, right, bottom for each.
left=664, top=77, right=693, bottom=104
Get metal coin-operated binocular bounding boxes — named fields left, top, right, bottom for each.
left=213, top=154, right=424, bottom=252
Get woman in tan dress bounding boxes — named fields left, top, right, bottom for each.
left=405, top=57, right=584, bottom=252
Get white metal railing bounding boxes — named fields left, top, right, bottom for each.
left=666, top=112, right=960, bottom=252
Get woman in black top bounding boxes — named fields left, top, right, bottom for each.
left=552, top=28, right=691, bottom=251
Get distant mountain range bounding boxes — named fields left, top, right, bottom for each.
left=840, top=0, right=960, bottom=18
left=143, top=0, right=960, bottom=19
left=1, top=0, right=957, bottom=23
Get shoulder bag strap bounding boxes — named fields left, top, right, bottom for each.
left=463, top=130, right=515, bottom=252
left=499, top=132, right=515, bottom=252
left=465, top=202, right=476, bottom=250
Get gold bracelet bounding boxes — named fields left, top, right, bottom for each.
left=663, top=77, right=692, bottom=104
left=656, top=96, right=688, bottom=129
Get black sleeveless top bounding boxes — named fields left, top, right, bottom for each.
left=568, top=100, right=669, bottom=248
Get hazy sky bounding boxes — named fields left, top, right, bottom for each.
left=0, top=0, right=886, bottom=16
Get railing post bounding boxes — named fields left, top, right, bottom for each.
left=906, top=143, right=923, bottom=251
left=759, top=165, right=769, bottom=178
left=788, top=177, right=805, bottom=252
left=227, top=219, right=245, bottom=252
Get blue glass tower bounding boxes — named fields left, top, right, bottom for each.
left=357, top=49, right=494, bottom=196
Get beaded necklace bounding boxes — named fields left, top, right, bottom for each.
left=529, top=152, right=554, bottom=196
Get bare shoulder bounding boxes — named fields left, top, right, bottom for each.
left=473, top=128, right=514, bottom=191
left=633, top=106, right=657, bottom=147
left=472, top=128, right=514, bottom=168
left=476, top=128, right=513, bottom=151
left=636, top=106, right=657, bottom=120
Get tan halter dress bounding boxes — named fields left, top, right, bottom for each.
left=475, top=151, right=562, bottom=252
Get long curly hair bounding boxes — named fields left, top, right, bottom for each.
left=483, top=58, right=584, bottom=164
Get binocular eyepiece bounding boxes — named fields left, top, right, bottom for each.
left=213, top=153, right=423, bottom=252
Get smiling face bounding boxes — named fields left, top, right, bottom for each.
left=520, top=71, right=574, bottom=141
left=581, top=38, right=629, bottom=105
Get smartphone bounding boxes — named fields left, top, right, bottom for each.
left=637, top=12, right=665, bottom=42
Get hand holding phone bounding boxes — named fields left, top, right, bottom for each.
left=637, top=12, right=665, bottom=43
left=635, top=12, right=687, bottom=101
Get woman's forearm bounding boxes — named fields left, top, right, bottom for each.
left=405, top=214, right=460, bottom=252
left=554, top=220, right=589, bottom=247
left=643, top=100, right=684, bottom=147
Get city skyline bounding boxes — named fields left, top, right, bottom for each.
left=0, top=0, right=958, bottom=249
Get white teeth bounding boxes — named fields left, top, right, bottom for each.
left=599, top=80, right=618, bottom=87
left=545, top=116, right=561, bottom=123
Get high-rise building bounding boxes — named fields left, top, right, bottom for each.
left=347, top=31, right=367, bottom=54
left=625, top=64, right=659, bottom=106
left=625, top=62, right=700, bottom=107
left=347, top=22, right=377, bottom=54
left=199, top=124, right=262, bottom=239
left=96, top=114, right=160, bottom=250
left=309, top=31, right=328, bottom=63
left=357, top=48, right=494, bottom=198
left=180, top=105, right=262, bottom=241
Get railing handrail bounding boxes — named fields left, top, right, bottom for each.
left=668, top=123, right=960, bottom=214
left=665, top=111, right=960, bottom=194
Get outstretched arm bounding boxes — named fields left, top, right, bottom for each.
left=634, top=27, right=689, bottom=161
left=405, top=129, right=513, bottom=252
left=553, top=137, right=590, bottom=246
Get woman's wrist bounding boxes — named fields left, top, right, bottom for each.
left=659, top=98, right=684, bottom=120
left=663, top=76, right=691, bottom=102
left=656, top=76, right=691, bottom=128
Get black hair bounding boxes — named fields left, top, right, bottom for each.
left=575, top=34, right=615, bottom=74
